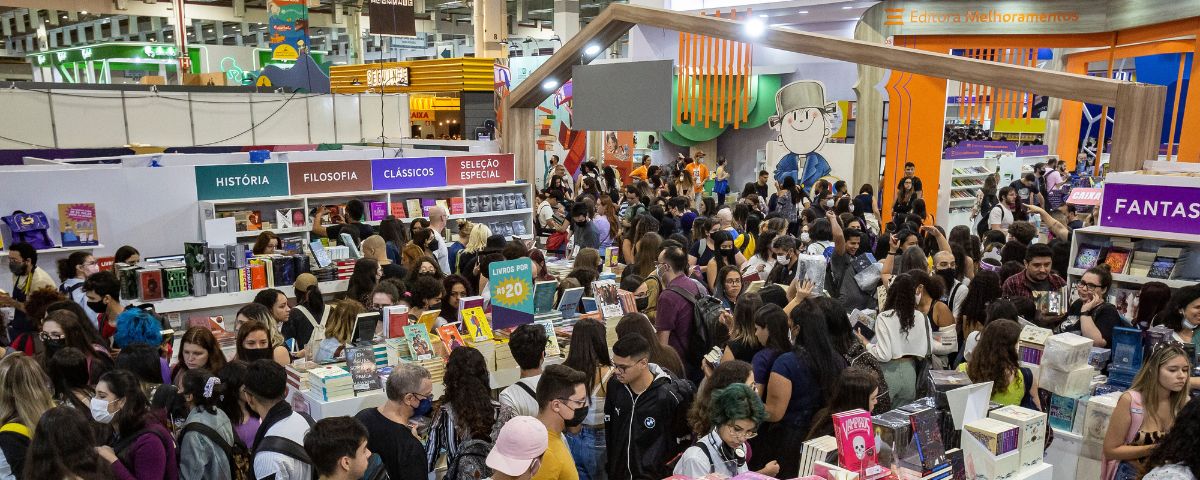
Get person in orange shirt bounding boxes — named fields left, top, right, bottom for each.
left=630, top=155, right=651, bottom=182
left=686, top=151, right=710, bottom=195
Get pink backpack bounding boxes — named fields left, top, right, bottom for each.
left=1101, top=390, right=1144, bottom=480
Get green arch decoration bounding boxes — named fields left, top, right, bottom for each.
left=660, top=73, right=782, bottom=147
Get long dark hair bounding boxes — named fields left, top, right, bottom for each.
left=98, top=369, right=151, bottom=436
left=729, top=292, right=761, bottom=346
left=57, top=251, right=91, bottom=280
left=806, top=367, right=879, bottom=440
left=563, top=318, right=612, bottom=394
left=442, top=347, right=497, bottom=440
left=379, top=217, right=409, bottom=249
left=711, top=231, right=738, bottom=271
left=217, top=361, right=250, bottom=425
left=1134, top=282, right=1172, bottom=329
left=753, top=304, right=792, bottom=353
left=46, top=347, right=93, bottom=410
left=45, top=300, right=106, bottom=348
left=958, top=271, right=1001, bottom=335
left=347, top=258, right=379, bottom=304
left=297, top=283, right=326, bottom=319
left=179, top=368, right=223, bottom=415
left=813, top=296, right=855, bottom=356
left=967, top=319, right=1022, bottom=392
left=1159, top=284, right=1200, bottom=332
left=252, top=289, right=287, bottom=317
left=1145, top=396, right=1200, bottom=479
left=791, top=299, right=846, bottom=396
left=883, top=272, right=919, bottom=332
left=23, top=406, right=115, bottom=480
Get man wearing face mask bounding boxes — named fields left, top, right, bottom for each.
left=570, top=203, right=601, bottom=251
left=355, top=363, right=433, bottom=480
left=244, top=359, right=314, bottom=480
left=532, top=364, right=589, bottom=480
left=488, top=416, right=550, bottom=480
left=84, top=271, right=125, bottom=341
left=7, top=242, right=55, bottom=303
left=933, top=250, right=968, bottom=317
left=766, top=236, right=800, bottom=285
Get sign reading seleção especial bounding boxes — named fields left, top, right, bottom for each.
left=288, top=160, right=373, bottom=194
left=446, top=154, right=515, bottom=185
left=1099, top=182, right=1200, bottom=236
left=371, top=157, right=447, bottom=189
left=195, top=163, right=290, bottom=200
left=489, top=257, right=535, bottom=329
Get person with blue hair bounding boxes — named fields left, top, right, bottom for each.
left=112, top=307, right=163, bottom=350
left=673, top=383, right=777, bottom=478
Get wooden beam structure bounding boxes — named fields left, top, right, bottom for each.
left=503, top=3, right=1166, bottom=179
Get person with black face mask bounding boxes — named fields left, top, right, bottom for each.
left=534, top=364, right=589, bottom=480
left=7, top=242, right=55, bottom=303
left=39, top=309, right=113, bottom=385
left=355, top=363, right=433, bottom=480
left=570, top=202, right=601, bottom=250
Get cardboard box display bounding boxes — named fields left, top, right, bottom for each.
left=1040, top=364, right=1095, bottom=397
left=1041, top=333, right=1094, bottom=372
left=989, top=405, right=1047, bottom=469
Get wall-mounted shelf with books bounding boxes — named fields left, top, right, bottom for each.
left=150, top=279, right=348, bottom=314
left=234, top=227, right=310, bottom=239
left=0, top=244, right=105, bottom=261
left=1068, top=226, right=1200, bottom=321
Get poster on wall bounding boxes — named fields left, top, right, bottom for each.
left=268, top=0, right=308, bottom=61
left=768, top=80, right=836, bottom=191
left=603, top=132, right=635, bottom=182
left=368, top=0, right=416, bottom=36
left=58, top=203, right=99, bottom=247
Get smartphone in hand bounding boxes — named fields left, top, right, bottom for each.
left=854, top=322, right=876, bottom=341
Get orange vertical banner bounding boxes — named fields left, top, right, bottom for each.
left=1025, top=48, right=1035, bottom=122
left=732, top=22, right=742, bottom=129
left=707, top=27, right=715, bottom=127
left=999, top=49, right=1010, bottom=119
left=987, top=49, right=997, bottom=124
left=676, top=31, right=685, bottom=125
left=967, top=49, right=977, bottom=123
left=717, top=11, right=726, bottom=126
left=690, top=31, right=699, bottom=126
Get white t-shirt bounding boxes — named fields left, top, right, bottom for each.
left=1144, top=464, right=1196, bottom=480
left=253, top=412, right=314, bottom=480
left=538, top=201, right=555, bottom=225
left=949, top=278, right=970, bottom=318
left=988, top=204, right=1015, bottom=230
left=866, top=310, right=934, bottom=362
left=498, top=375, right=541, bottom=417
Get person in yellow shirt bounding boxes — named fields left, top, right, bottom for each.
left=687, top=152, right=710, bottom=195
left=629, top=155, right=651, bottom=182
left=533, top=364, right=588, bottom=480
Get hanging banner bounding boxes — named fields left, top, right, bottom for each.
left=368, top=0, right=417, bottom=37
left=288, top=160, right=373, bottom=194
left=603, top=132, right=635, bottom=182
left=268, top=0, right=308, bottom=61
left=446, top=154, right=515, bottom=185
left=195, top=164, right=290, bottom=200
left=489, top=258, right=535, bottom=329
left=371, top=157, right=448, bottom=190
left=1099, top=182, right=1200, bottom=236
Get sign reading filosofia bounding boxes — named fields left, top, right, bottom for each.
left=368, top=0, right=417, bottom=37
left=1099, top=182, right=1200, bottom=236
left=288, top=160, right=373, bottom=194
left=446, top=154, right=515, bottom=186
left=366, top=66, right=410, bottom=88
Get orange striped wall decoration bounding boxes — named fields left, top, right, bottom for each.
left=675, top=9, right=753, bottom=128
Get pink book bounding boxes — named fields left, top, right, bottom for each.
left=369, top=201, right=388, bottom=221
left=833, top=409, right=878, bottom=475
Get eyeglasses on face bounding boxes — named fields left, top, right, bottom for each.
left=725, top=423, right=758, bottom=439
left=613, top=359, right=645, bottom=373
left=558, top=397, right=589, bottom=409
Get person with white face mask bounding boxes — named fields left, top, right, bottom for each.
left=1159, top=285, right=1200, bottom=390
left=92, top=369, right=180, bottom=480
left=855, top=272, right=934, bottom=407
left=766, top=236, right=800, bottom=285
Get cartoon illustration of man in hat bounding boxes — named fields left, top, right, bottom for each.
left=770, top=80, right=835, bottom=190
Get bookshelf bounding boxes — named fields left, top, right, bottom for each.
left=937, top=156, right=996, bottom=231
left=149, top=279, right=349, bottom=314
left=1068, top=225, right=1200, bottom=321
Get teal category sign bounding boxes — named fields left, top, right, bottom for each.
left=195, top=163, right=290, bottom=200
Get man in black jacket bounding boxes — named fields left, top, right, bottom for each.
left=605, top=334, right=695, bottom=479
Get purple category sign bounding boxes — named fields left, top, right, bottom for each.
left=944, top=146, right=987, bottom=159
left=1016, top=145, right=1049, bottom=157
left=1099, top=182, right=1200, bottom=236
left=371, top=156, right=447, bottom=189
left=958, top=140, right=1019, bottom=152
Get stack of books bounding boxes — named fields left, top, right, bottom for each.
left=963, top=418, right=1021, bottom=480
left=420, top=358, right=446, bottom=385
left=1150, top=246, right=1187, bottom=279
left=308, top=365, right=353, bottom=401
left=1127, top=250, right=1157, bottom=277
left=989, top=406, right=1047, bottom=469
left=385, top=337, right=411, bottom=364
left=475, top=339, right=497, bottom=371
left=334, top=259, right=355, bottom=280
left=897, top=406, right=945, bottom=476
left=1040, top=333, right=1096, bottom=398
left=1017, top=325, right=1053, bottom=365
left=798, top=436, right=838, bottom=477
left=285, top=361, right=315, bottom=393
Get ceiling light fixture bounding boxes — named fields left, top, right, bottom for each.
left=758, top=14, right=768, bottom=18
left=744, top=18, right=766, bottom=37
left=80, top=10, right=88, bottom=14
left=841, top=5, right=853, bottom=9
left=798, top=10, right=809, bottom=14
left=584, top=44, right=601, bottom=55
left=542, top=79, right=559, bottom=90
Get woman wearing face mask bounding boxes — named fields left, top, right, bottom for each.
left=314, top=299, right=364, bottom=363
left=705, top=231, right=742, bottom=293
left=38, top=309, right=114, bottom=385
left=561, top=319, right=612, bottom=480
left=215, top=361, right=259, bottom=452
left=910, top=270, right=957, bottom=369
left=57, top=251, right=100, bottom=326
left=170, top=327, right=228, bottom=386
left=857, top=272, right=934, bottom=407
left=235, top=303, right=286, bottom=353
left=1158, top=284, right=1200, bottom=389
left=93, top=369, right=180, bottom=480
left=0, top=353, right=56, bottom=479
left=176, top=369, right=235, bottom=480
left=674, top=383, right=772, bottom=478
left=1103, top=345, right=1192, bottom=480
left=234, top=316, right=289, bottom=367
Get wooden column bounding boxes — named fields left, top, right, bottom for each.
left=1110, top=82, right=1167, bottom=172
left=500, top=98, right=539, bottom=185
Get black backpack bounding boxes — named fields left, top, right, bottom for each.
left=179, top=422, right=252, bottom=480
left=445, top=438, right=493, bottom=480
left=666, top=285, right=725, bottom=369
left=254, top=436, right=315, bottom=480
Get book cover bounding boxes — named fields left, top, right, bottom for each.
left=184, top=242, right=209, bottom=275
left=416, top=309, right=441, bottom=332
left=421, top=198, right=437, bottom=217
left=96, top=256, right=115, bottom=272
left=906, top=406, right=946, bottom=470
left=138, top=269, right=164, bottom=301
left=592, top=280, right=623, bottom=318
left=383, top=305, right=409, bottom=339
left=533, top=280, right=559, bottom=314
left=1102, top=247, right=1131, bottom=274
left=345, top=345, right=383, bottom=392
left=535, top=318, right=562, bottom=356
left=603, top=246, right=620, bottom=269
left=57, top=203, right=99, bottom=247
left=832, top=409, right=878, bottom=474
left=368, top=201, right=388, bottom=222
left=1107, top=288, right=1140, bottom=320
left=1074, top=244, right=1102, bottom=269
left=581, top=297, right=597, bottom=314
left=1149, top=256, right=1177, bottom=279
left=405, top=199, right=422, bottom=219
left=275, top=209, right=294, bottom=229
left=435, top=199, right=449, bottom=214
left=462, top=307, right=493, bottom=341
left=390, top=202, right=407, bottom=219
left=449, top=197, right=465, bottom=215
left=248, top=265, right=267, bottom=289
left=458, top=296, right=485, bottom=314
left=404, top=325, right=436, bottom=361
left=164, top=267, right=190, bottom=299
left=557, top=287, right=585, bottom=319
left=618, top=290, right=638, bottom=314
left=309, top=241, right=333, bottom=268
left=437, top=324, right=468, bottom=352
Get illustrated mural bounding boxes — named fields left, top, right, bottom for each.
left=268, top=0, right=309, bottom=61
left=769, top=80, right=838, bottom=191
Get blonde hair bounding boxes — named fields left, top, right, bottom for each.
left=0, top=353, right=55, bottom=435
left=326, top=299, right=364, bottom=344
left=465, top=223, right=491, bottom=253
left=1130, top=344, right=1192, bottom=429
left=457, top=220, right=474, bottom=242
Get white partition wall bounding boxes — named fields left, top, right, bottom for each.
left=125, top=92, right=194, bottom=146
left=0, top=90, right=55, bottom=149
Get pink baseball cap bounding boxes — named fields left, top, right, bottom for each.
left=486, top=416, right=548, bottom=476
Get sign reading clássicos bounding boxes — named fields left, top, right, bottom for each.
left=446, top=154, right=515, bottom=185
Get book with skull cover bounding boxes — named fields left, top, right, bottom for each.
left=832, top=409, right=878, bottom=475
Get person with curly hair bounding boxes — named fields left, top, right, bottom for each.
left=425, top=347, right=516, bottom=473
left=1144, top=399, right=1200, bottom=479
left=1104, top=344, right=1192, bottom=480
left=674, top=383, right=776, bottom=478
left=688, top=360, right=753, bottom=436
left=958, top=320, right=1040, bottom=409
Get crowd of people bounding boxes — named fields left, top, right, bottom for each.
left=0, top=153, right=1198, bottom=480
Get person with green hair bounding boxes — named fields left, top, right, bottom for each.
left=672, top=383, right=778, bottom=478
